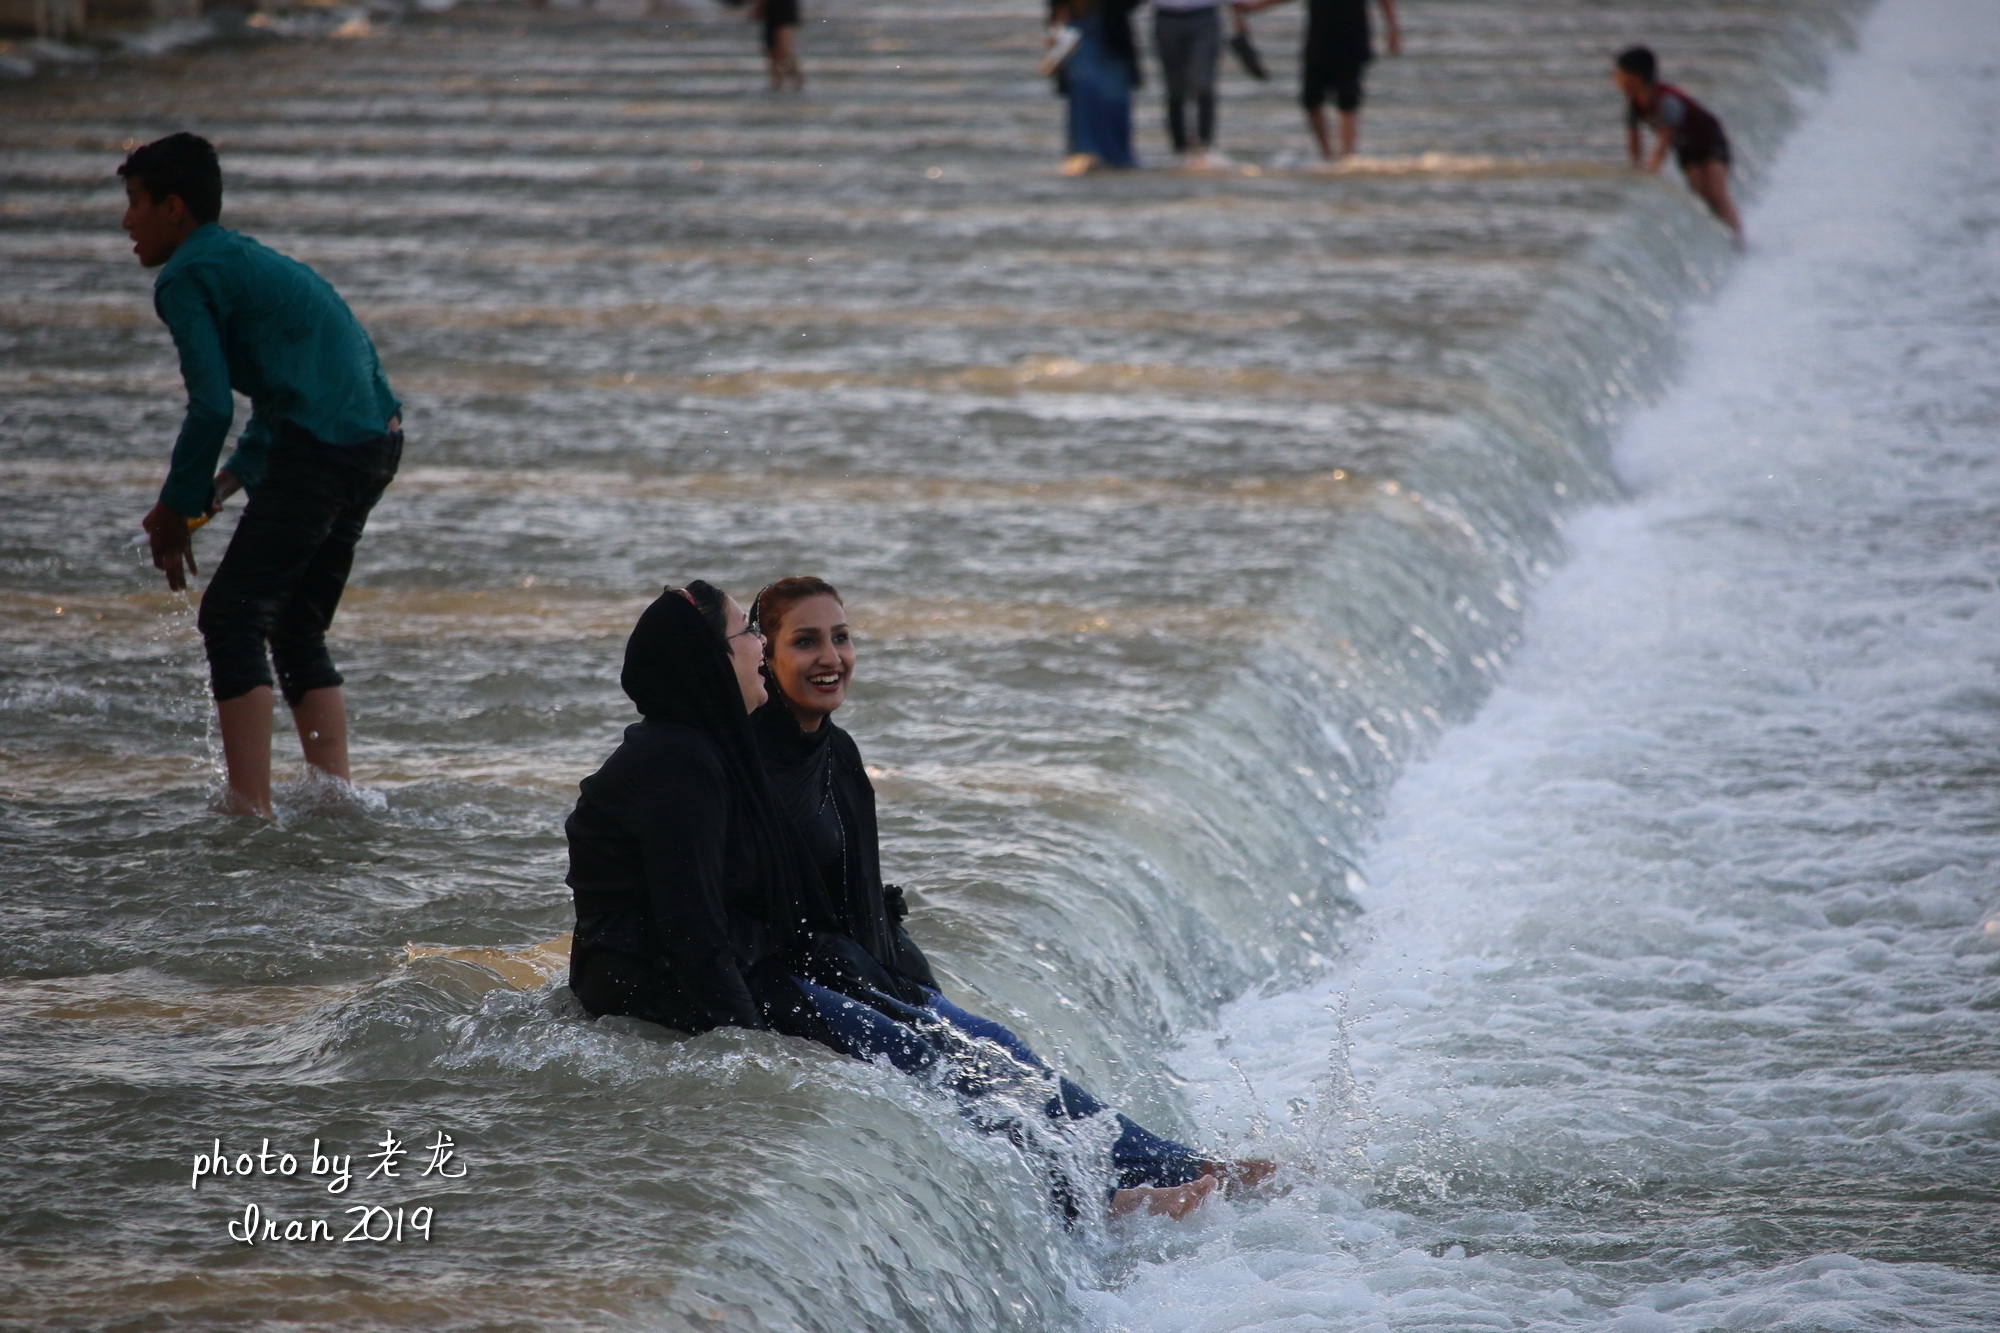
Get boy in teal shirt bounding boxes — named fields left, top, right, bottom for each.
left=124, top=132, right=402, bottom=817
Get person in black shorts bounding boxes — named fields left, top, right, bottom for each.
left=1234, top=0, right=1399, bottom=161
left=1615, top=46, right=1742, bottom=244
left=122, top=133, right=402, bottom=818
left=751, top=0, right=802, bottom=91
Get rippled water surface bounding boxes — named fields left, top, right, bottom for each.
left=8, top=0, right=1996, bottom=1328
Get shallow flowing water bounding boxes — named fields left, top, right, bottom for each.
left=6, top=0, right=1995, bottom=1328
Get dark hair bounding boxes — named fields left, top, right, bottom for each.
left=749, top=576, right=843, bottom=647
left=118, top=132, right=222, bottom=224
left=1616, top=46, right=1658, bottom=82
left=681, top=579, right=731, bottom=646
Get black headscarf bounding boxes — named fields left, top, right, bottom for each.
left=618, top=587, right=835, bottom=944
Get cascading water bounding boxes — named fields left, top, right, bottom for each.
left=8, top=0, right=1993, bottom=1328
left=1094, top=2, right=2000, bottom=1326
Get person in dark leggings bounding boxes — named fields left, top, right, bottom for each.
left=746, top=577, right=1276, bottom=1216
left=1153, top=0, right=1226, bottom=166
left=566, top=581, right=1245, bottom=1218
left=122, top=132, right=402, bottom=818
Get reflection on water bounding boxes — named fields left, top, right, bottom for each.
left=12, top=0, right=1977, bottom=1329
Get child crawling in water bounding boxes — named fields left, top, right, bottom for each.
left=1616, top=45, right=1743, bottom=245
left=563, top=580, right=1273, bottom=1220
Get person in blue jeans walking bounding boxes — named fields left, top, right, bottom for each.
left=122, top=133, right=403, bottom=818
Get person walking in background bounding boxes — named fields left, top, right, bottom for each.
left=1153, top=0, right=1227, bottom=168
left=751, top=0, right=803, bottom=91
left=1050, top=0, right=1143, bottom=173
left=122, top=132, right=403, bottom=819
left=1615, top=46, right=1742, bottom=245
left=1234, top=0, right=1399, bottom=162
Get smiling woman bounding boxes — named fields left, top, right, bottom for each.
left=754, top=576, right=854, bottom=728
left=746, top=577, right=1275, bottom=1218
left=749, top=577, right=914, bottom=981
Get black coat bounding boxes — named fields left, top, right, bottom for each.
left=751, top=700, right=940, bottom=993
left=565, top=589, right=839, bottom=1033
left=567, top=718, right=817, bottom=1031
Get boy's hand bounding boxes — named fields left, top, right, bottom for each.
left=210, top=469, right=243, bottom=514
left=142, top=500, right=199, bottom=592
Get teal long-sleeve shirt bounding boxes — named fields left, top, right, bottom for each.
left=152, top=223, right=400, bottom=518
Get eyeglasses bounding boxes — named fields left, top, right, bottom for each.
left=726, top=625, right=765, bottom=644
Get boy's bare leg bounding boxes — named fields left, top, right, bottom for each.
left=1338, top=108, right=1360, bottom=156
left=1306, top=106, right=1336, bottom=160
left=1684, top=160, right=1743, bottom=243
left=216, top=687, right=275, bottom=818
left=291, top=685, right=351, bottom=784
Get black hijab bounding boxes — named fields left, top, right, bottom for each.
left=619, top=586, right=835, bottom=942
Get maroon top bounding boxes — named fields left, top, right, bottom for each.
left=1627, top=82, right=1730, bottom=164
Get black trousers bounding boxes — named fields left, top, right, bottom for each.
left=198, top=423, right=401, bottom=705
left=1154, top=6, right=1222, bottom=152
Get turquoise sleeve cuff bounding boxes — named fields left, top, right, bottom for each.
left=159, top=407, right=233, bottom=518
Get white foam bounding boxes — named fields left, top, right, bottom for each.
left=1089, top=1, right=2000, bottom=1325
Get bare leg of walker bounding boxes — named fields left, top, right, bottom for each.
left=291, top=685, right=351, bottom=784
left=217, top=687, right=275, bottom=818
left=1338, top=108, right=1360, bottom=156
left=1307, top=106, right=1335, bottom=159
left=776, top=27, right=803, bottom=90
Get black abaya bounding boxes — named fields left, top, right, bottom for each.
left=750, top=699, right=940, bottom=994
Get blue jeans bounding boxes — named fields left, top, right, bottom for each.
left=789, top=977, right=1209, bottom=1194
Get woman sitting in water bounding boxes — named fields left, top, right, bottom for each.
left=567, top=580, right=1237, bottom=1218
left=746, top=577, right=1273, bottom=1213
left=565, top=581, right=830, bottom=1034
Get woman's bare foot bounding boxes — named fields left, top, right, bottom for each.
left=1211, top=1157, right=1280, bottom=1195
left=1110, top=1172, right=1218, bottom=1219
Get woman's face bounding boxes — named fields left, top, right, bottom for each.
left=722, top=596, right=767, bottom=712
left=766, top=593, right=854, bottom=731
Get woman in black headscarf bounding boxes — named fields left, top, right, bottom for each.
left=565, top=580, right=833, bottom=1032
left=747, top=577, right=1274, bottom=1216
